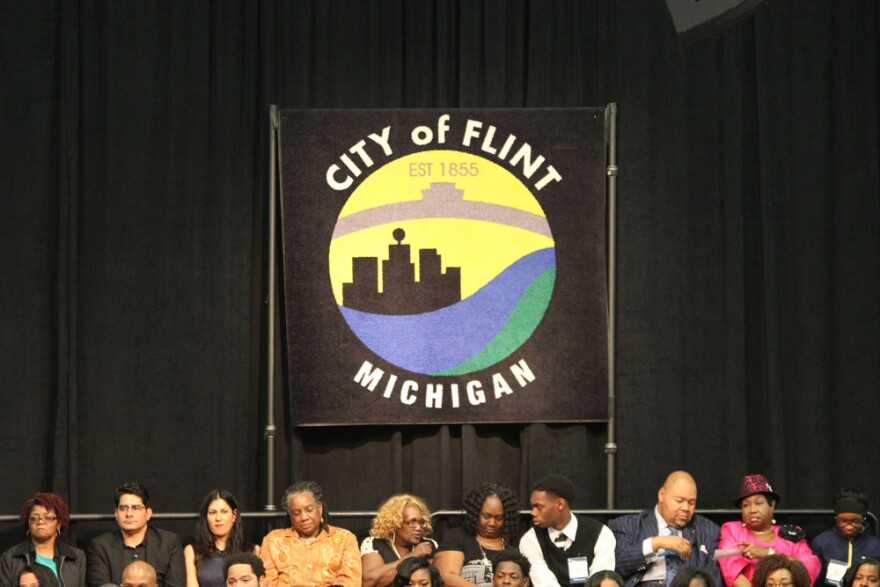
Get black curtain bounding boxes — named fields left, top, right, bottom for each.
left=1, top=0, right=878, bottom=550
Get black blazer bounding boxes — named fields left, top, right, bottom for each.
left=86, top=526, right=184, bottom=587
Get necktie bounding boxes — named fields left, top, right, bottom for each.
left=555, top=532, right=568, bottom=549
left=665, top=525, right=682, bottom=584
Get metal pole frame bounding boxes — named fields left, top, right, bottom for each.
left=264, top=105, right=280, bottom=512
left=605, top=104, right=619, bottom=509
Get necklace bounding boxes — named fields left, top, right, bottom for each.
left=476, top=536, right=505, bottom=550
left=388, top=539, right=410, bottom=560
left=751, top=528, right=775, bottom=535
left=297, top=534, right=319, bottom=545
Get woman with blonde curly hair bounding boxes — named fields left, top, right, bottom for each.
left=361, top=494, right=438, bottom=587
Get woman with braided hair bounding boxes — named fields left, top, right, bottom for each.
left=434, top=482, right=521, bottom=587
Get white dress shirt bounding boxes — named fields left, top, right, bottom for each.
left=640, top=507, right=679, bottom=582
left=520, top=514, right=616, bottom=587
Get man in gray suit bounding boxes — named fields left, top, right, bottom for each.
left=87, top=482, right=184, bottom=587
left=609, top=472, right=721, bottom=587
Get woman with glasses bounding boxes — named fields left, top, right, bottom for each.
left=0, top=492, right=85, bottom=587
left=184, top=489, right=259, bottom=587
left=719, top=475, right=820, bottom=587
left=434, top=482, right=521, bottom=587
left=812, top=490, right=880, bottom=585
left=840, top=557, right=880, bottom=587
left=752, top=554, right=812, bottom=587
left=361, top=494, right=438, bottom=587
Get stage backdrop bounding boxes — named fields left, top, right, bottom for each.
left=279, top=108, right=609, bottom=425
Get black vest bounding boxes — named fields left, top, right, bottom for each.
left=535, top=515, right=604, bottom=586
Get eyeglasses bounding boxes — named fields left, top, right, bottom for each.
left=28, top=516, right=57, bottom=524
left=836, top=517, right=865, bottom=528
left=404, top=519, right=429, bottom=528
left=116, top=504, right=147, bottom=513
left=765, top=582, right=793, bottom=587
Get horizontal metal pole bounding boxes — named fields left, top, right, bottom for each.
left=0, top=508, right=862, bottom=523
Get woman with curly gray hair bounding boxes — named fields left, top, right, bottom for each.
left=259, top=481, right=361, bottom=587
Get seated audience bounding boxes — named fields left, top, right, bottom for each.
left=840, top=557, right=880, bottom=587
left=519, top=474, right=616, bottom=587
left=86, top=481, right=185, bottom=587
left=435, top=482, right=521, bottom=587
left=391, top=557, right=444, bottom=587
left=122, top=561, right=159, bottom=587
left=585, top=571, right=623, bottom=587
left=0, top=492, right=85, bottom=587
left=260, top=480, right=361, bottom=587
left=718, top=475, right=820, bottom=587
left=361, top=494, right=438, bottom=587
left=749, top=555, right=811, bottom=587
left=224, top=553, right=267, bottom=587
left=669, top=568, right=715, bottom=587
left=491, top=550, right=532, bottom=587
left=16, top=565, right=59, bottom=587
left=184, top=489, right=259, bottom=587
left=811, top=490, right=880, bottom=585
left=610, top=471, right=720, bottom=587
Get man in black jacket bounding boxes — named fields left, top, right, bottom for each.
left=86, top=482, right=184, bottom=587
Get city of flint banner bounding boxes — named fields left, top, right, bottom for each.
left=279, top=108, right=608, bottom=425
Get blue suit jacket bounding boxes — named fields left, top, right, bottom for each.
left=609, top=510, right=721, bottom=587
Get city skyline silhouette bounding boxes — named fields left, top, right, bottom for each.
left=342, top=227, right=461, bottom=315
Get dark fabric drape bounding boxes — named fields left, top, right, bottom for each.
left=1, top=0, right=878, bottom=551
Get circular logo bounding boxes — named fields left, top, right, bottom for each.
left=329, top=150, right=555, bottom=375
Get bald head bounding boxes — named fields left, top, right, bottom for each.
left=663, top=471, right=696, bottom=492
left=657, top=471, right=698, bottom=528
left=121, top=561, right=157, bottom=587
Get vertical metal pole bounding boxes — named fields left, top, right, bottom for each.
left=605, top=104, right=619, bottom=509
left=264, top=105, right=280, bottom=512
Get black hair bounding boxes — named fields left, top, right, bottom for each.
left=115, top=481, right=151, bottom=507
left=17, top=565, right=58, bottom=587
left=224, top=553, right=266, bottom=579
left=192, top=489, right=248, bottom=569
left=841, top=558, right=880, bottom=587
left=282, top=480, right=330, bottom=531
left=669, top=567, right=715, bottom=587
left=586, top=570, right=625, bottom=587
left=462, top=482, right=521, bottom=545
left=493, top=549, right=532, bottom=579
left=835, top=489, right=868, bottom=505
left=531, top=474, right=575, bottom=505
left=391, top=557, right=443, bottom=587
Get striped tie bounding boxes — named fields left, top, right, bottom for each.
left=666, top=525, right=682, bottom=584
